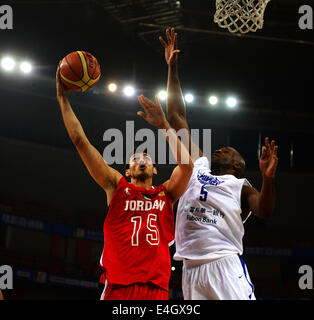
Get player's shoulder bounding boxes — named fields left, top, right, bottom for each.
left=193, top=156, right=210, bottom=169
left=189, top=157, right=210, bottom=180
left=116, top=176, right=128, bottom=188
left=154, top=183, right=174, bottom=203
left=241, top=183, right=258, bottom=196
left=191, top=157, right=211, bottom=180
left=154, top=183, right=169, bottom=195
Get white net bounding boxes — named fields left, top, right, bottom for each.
left=214, top=0, right=271, bottom=34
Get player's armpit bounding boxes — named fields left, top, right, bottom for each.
left=241, top=185, right=260, bottom=216
left=75, top=138, right=122, bottom=196
left=163, top=165, right=192, bottom=203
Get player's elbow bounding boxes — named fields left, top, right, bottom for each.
left=167, top=113, right=186, bottom=130
left=256, top=207, right=274, bottom=220
left=68, top=125, right=85, bottom=146
left=71, top=132, right=88, bottom=149
left=71, top=134, right=84, bottom=146
left=262, top=210, right=274, bottom=220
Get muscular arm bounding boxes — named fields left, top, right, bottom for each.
left=137, top=95, right=193, bottom=203
left=241, top=178, right=275, bottom=219
left=160, top=28, right=203, bottom=160
left=160, top=122, right=194, bottom=203
left=166, top=62, right=187, bottom=128
left=56, top=68, right=122, bottom=204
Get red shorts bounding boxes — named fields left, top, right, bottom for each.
left=100, top=282, right=169, bottom=300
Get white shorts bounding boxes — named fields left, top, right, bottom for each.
left=182, top=254, right=256, bottom=300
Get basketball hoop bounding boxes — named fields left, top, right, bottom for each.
left=214, top=0, right=271, bottom=34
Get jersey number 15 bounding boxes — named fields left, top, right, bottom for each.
left=131, top=214, right=160, bottom=246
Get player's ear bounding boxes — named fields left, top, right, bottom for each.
left=233, top=161, right=244, bottom=178
left=153, top=166, right=157, bottom=175
left=233, top=162, right=241, bottom=170
left=125, top=169, right=131, bottom=177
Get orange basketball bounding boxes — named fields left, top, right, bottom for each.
left=59, top=51, right=101, bottom=92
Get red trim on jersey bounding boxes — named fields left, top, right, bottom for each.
left=100, top=177, right=174, bottom=292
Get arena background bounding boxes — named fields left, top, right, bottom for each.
left=0, top=0, right=313, bottom=300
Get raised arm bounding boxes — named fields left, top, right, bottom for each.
left=159, top=28, right=203, bottom=160
left=56, top=65, right=122, bottom=204
left=241, top=138, right=278, bottom=219
left=137, top=95, right=193, bottom=203
left=159, top=28, right=185, bottom=126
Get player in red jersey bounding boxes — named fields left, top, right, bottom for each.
left=56, top=65, right=193, bottom=300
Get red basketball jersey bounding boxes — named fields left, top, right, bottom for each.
left=100, top=177, right=174, bottom=291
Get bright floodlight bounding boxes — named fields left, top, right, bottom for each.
left=108, top=83, right=117, bottom=92
left=171, top=266, right=176, bottom=271
left=226, top=97, right=237, bottom=108
left=158, top=90, right=167, bottom=101
left=20, top=61, right=32, bottom=74
left=185, top=93, right=194, bottom=103
left=123, top=85, right=135, bottom=97
left=1, top=57, right=15, bottom=71
left=209, top=96, right=218, bottom=106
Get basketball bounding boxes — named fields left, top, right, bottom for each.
left=59, top=51, right=101, bottom=92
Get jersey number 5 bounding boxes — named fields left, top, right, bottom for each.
left=199, top=185, right=208, bottom=202
left=131, top=214, right=160, bottom=246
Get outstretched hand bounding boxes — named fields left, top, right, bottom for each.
left=56, top=62, right=70, bottom=100
left=259, top=137, right=278, bottom=179
left=159, top=27, right=180, bottom=66
left=137, top=95, right=169, bottom=129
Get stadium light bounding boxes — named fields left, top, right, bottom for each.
left=184, top=93, right=194, bottom=103
left=209, top=95, right=218, bottom=106
left=226, top=97, right=237, bottom=108
left=108, top=83, right=117, bottom=92
left=123, top=85, right=135, bottom=97
left=1, top=56, right=15, bottom=71
left=20, top=61, right=32, bottom=74
left=158, top=90, right=167, bottom=101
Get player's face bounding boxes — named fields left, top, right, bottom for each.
left=127, top=153, right=156, bottom=180
left=212, top=147, right=236, bottom=164
left=211, top=147, right=243, bottom=173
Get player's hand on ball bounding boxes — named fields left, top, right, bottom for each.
left=159, top=27, right=180, bottom=66
left=137, top=95, right=169, bottom=129
left=56, top=62, right=70, bottom=99
left=259, top=137, right=278, bottom=179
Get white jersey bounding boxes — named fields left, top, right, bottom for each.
left=174, top=157, right=252, bottom=262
